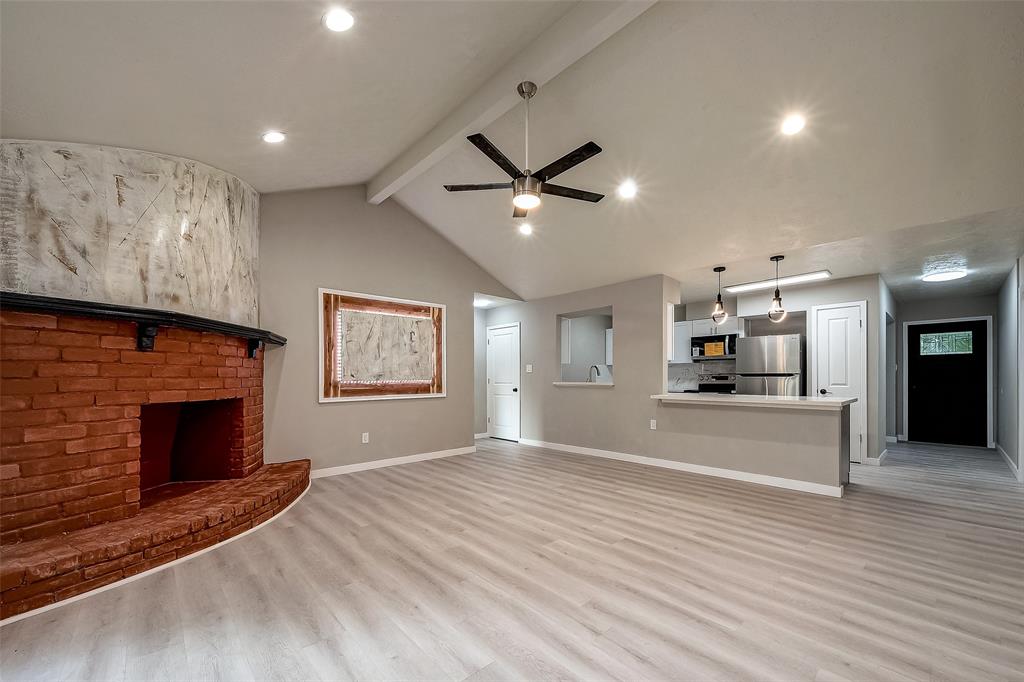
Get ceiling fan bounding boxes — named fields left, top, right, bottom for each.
left=443, top=81, right=604, bottom=218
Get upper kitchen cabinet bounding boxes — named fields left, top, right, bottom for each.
left=691, top=318, right=715, bottom=337
left=672, top=321, right=692, bottom=363
left=690, top=317, right=740, bottom=337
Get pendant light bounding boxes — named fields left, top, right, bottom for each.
left=711, top=266, right=729, bottom=325
left=767, top=255, right=787, bottom=323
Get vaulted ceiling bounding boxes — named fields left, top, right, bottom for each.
left=4, top=1, right=1022, bottom=302
left=0, top=0, right=573, bottom=191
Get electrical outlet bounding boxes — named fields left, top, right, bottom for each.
left=649, top=419, right=657, bottom=430
left=525, top=364, right=533, bottom=373
left=361, top=432, right=369, bottom=444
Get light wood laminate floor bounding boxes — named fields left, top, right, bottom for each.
left=2, top=439, right=1022, bottom=681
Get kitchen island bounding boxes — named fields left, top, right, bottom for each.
left=648, top=393, right=856, bottom=496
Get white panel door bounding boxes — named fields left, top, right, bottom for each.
left=813, top=303, right=866, bottom=462
left=487, top=324, right=520, bottom=441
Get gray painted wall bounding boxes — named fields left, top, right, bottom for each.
left=996, top=263, right=1019, bottom=468
left=259, top=185, right=515, bottom=470
left=560, top=314, right=612, bottom=382
left=474, top=309, right=487, bottom=435
left=885, top=314, right=897, bottom=438
left=484, top=275, right=850, bottom=486
left=736, top=274, right=891, bottom=460
left=486, top=275, right=672, bottom=454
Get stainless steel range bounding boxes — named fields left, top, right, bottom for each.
left=698, top=372, right=736, bottom=393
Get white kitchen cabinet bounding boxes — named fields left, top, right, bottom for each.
left=715, top=316, right=740, bottom=335
left=690, top=318, right=715, bottom=337
left=605, top=328, right=613, bottom=365
left=690, top=316, right=740, bottom=337
left=672, top=321, right=691, bottom=362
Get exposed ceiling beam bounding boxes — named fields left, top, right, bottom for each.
left=366, top=0, right=655, bottom=205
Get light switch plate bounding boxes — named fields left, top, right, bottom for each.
left=361, top=432, right=369, bottom=444
left=525, top=364, right=533, bottom=373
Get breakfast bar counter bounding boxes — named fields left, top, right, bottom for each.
left=647, top=393, right=856, bottom=496
left=651, top=393, right=856, bottom=411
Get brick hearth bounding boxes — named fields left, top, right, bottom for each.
left=0, top=460, right=309, bottom=618
left=0, top=307, right=309, bottom=618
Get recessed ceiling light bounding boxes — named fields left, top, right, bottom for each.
left=473, top=298, right=492, bottom=308
left=781, top=113, right=806, bottom=136
left=261, top=130, right=286, bottom=144
left=518, top=223, right=533, bottom=236
left=922, top=269, right=967, bottom=282
left=724, top=269, right=831, bottom=294
left=617, top=179, right=637, bottom=199
left=323, top=7, right=355, bottom=32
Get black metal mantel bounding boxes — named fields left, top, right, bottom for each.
left=0, top=292, right=286, bottom=357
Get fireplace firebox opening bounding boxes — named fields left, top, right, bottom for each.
left=139, top=398, right=242, bottom=506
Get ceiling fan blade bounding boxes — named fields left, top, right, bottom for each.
left=467, top=134, right=522, bottom=179
left=513, top=206, right=528, bottom=218
left=444, top=183, right=512, bottom=192
left=541, top=183, right=604, bottom=203
left=531, top=141, right=602, bottom=182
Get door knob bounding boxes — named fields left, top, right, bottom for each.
left=513, top=388, right=518, bottom=392
left=819, top=388, right=830, bottom=395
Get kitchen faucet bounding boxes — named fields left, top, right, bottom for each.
left=588, top=365, right=601, bottom=383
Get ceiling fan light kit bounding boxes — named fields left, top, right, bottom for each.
left=444, top=81, right=605, bottom=220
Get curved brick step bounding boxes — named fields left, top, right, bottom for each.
left=0, top=460, right=309, bottom=619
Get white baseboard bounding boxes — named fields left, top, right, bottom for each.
left=897, top=433, right=907, bottom=442
left=996, top=443, right=1023, bottom=482
left=474, top=432, right=490, bottom=440
left=863, top=449, right=888, bottom=466
left=886, top=436, right=897, bottom=444
left=311, top=446, right=476, bottom=479
left=518, top=439, right=843, bottom=498
left=0, top=479, right=312, bottom=628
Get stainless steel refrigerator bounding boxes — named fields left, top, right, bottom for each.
left=736, top=334, right=805, bottom=396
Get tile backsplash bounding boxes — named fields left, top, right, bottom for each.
left=668, top=363, right=699, bottom=391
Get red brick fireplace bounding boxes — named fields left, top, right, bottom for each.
left=0, top=301, right=309, bottom=619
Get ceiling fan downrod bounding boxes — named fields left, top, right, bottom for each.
left=517, top=81, right=537, bottom=172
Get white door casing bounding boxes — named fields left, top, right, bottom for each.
left=487, top=323, right=520, bottom=441
left=811, top=302, right=867, bottom=463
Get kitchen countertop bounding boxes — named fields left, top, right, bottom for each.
left=651, top=393, right=857, bottom=411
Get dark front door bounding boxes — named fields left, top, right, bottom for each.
left=907, top=319, right=988, bottom=446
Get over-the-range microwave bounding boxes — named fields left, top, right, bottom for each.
left=690, top=333, right=738, bottom=360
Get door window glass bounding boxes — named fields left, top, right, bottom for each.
left=920, top=331, right=972, bottom=355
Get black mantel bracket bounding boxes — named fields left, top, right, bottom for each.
left=0, top=292, right=286, bottom=354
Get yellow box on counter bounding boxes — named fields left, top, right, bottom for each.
left=704, top=341, right=725, bottom=356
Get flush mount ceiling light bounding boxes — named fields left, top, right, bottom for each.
left=473, top=298, right=492, bottom=308
left=323, top=7, right=354, bottom=32
left=767, top=255, right=787, bottom=324
left=724, top=269, right=830, bottom=294
left=444, top=81, right=604, bottom=218
left=781, top=113, right=806, bottom=136
left=711, top=266, right=729, bottom=326
left=518, top=222, right=534, bottom=236
left=922, top=269, right=967, bottom=282
left=261, top=130, right=286, bottom=144
left=617, top=179, right=638, bottom=199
